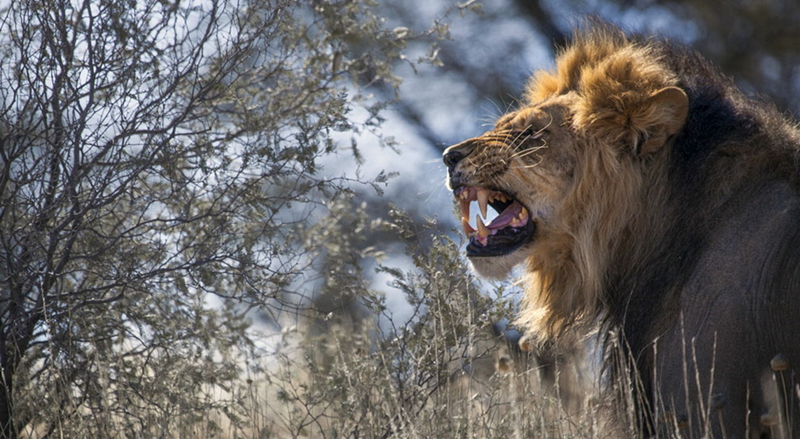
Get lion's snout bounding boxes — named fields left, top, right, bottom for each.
left=443, top=138, right=479, bottom=169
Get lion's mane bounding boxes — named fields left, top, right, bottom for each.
left=447, top=22, right=800, bottom=435
left=517, top=24, right=799, bottom=346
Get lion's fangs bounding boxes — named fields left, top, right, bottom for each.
left=455, top=186, right=530, bottom=246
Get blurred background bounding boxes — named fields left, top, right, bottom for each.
left=3, top=0, right=799, bottom=437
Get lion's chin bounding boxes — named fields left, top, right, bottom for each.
left=468, top=250, right=529, bottom=280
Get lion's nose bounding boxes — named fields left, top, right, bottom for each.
left=443, top=139, right=478, bottom=168
left=443, top=149, right=466, bottom=168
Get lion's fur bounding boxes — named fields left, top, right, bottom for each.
left=517, top=27, right=695, bottom=342
left=445, top=21, right=800, bottom=436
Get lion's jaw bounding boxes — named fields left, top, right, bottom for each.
left=463, top=189, right=561, bottom=280
left=454, top=185, right=560, bottom=280
left=467, top=254, right=526, bottom=279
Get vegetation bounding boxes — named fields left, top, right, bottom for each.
left=1, top=0, right=798, bottom=437
left=0, top=0, right=469, bottom=436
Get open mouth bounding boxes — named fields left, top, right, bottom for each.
left=454, top=186, right=536, bottom=257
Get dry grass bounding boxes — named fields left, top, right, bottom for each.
left=18, top=316, right=800, bottom=439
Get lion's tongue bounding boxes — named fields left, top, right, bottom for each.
left=488, top=201, right=527, bottom=230
left=470, top=201, right=530, bottom=246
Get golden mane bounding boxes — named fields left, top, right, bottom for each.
left=516, top=26, right=688, bottom=342
left=527, top=26, right=683, bottom=148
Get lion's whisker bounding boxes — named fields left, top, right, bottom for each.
left=517, top=159, right=544, bottom=169
left=510, top=144, right=547, bottom=160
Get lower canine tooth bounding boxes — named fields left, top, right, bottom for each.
left=462, top=217, right=474, bottom=237
left=476, top=214, right=490, bottom=238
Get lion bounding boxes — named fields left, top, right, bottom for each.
left=443, top=22, right=800, bottom=437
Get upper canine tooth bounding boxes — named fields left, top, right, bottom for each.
left=477, top=190, right=489, bottom=219
left=459, top=199, right=470, bottom=221
left=476, top=214, right=490, bottom=238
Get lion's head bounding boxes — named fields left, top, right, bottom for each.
left=444, top=26, right=688, bottom=340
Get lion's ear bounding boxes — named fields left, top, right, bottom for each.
left=636, top=86, right=689, bottom=155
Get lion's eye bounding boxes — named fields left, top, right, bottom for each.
left=515, top=127, right=545, bottom=141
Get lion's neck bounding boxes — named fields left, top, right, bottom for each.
left=521, top=152, right=688, bottom=340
